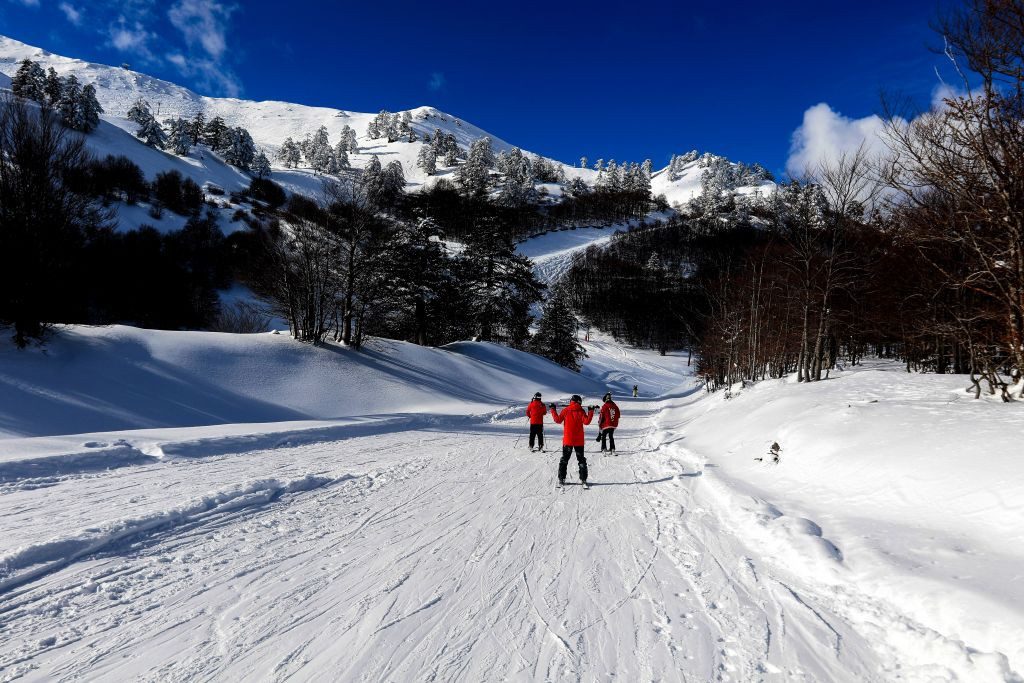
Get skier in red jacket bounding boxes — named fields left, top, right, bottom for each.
left=549, top=394, right=595, bottom=488
left=598, top=392, right=620, bottom=454
left=525, top=392, right=547, bottom=452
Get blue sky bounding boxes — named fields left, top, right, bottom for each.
left=1, top=0, right=954, bottom=175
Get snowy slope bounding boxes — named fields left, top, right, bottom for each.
left=0, top=325, right=605, bottom=440
left=1, top=336, right=1019, bottom=680
left=0, top=34, right=591, bottom=198
left=651, top=154, right=776, bottom=209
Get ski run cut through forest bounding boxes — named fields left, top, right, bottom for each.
left=2, top=7, right=1024, bottom=681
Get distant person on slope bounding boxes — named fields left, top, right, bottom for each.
left=632, top=385, right=639, bottom=398
left=598, top=392, right=620, bottom=454
left=549, top=395, right=595, bottom=489
left=526, top=392, right=547, bottom=452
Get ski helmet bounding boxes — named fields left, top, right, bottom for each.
left=533, top=392, right=542, bottom=399
left=571, top=394, right=582, bottom=403
left=603, top=392, right=612, bottom=402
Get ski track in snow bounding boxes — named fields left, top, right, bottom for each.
left=0, top=345, right=1020, bottom=681
left=0, top=404, right=956, bottom=681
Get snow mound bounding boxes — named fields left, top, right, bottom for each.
left=0, top=325, right=606, bottom=440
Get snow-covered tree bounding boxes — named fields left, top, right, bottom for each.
left=222, top=127, right=256, bottom=169
left=44, top=67, right=63, bottom=106
left=252, top=150, right=272, bottom=178
left=312, top=143, right=335, bottom=175
left=530, top=285, right=586, bottom=371
left=190, top=112, right=206, bottom=146
left=339, top=124, right=358, bottom=153
left=497, top=147, right=534, bottom=206
left=10, top=59, right=46, bottom=102
left=417, top=144, right=437, bottom=175
left=203, top=116, right=228, bottom=151
left=277, top=137, right=302, bottom=168
left=579, top=156, right=588, bottom=169
left=128, top=100, right=167, bottom=148
left=56, top=75, right=81, bottom=127
left=165, top=117, right=194, bottom=156
left=334, top=141, right=351, bottom=169
left=78, top=84, right=103, bottom=133
left=456, top=137, right=495, bottom=195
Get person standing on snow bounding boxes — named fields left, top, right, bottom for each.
left=549, top=395, right=595, bottom=488
left=598, top=392, right=620, bottom=454
left=632, top=385, right=639, bottom=398
left=526, top=392, right=547, bottom=452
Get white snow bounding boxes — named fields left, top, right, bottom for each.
left=0, top=326, right=1021, bottom=681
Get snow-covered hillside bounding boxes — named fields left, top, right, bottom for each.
left=0, top=327, right=1020, bottom=681
left=0, top=34, right=593, bottom=199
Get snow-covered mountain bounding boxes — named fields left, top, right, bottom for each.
left=0, top=34, right=771, bottom=229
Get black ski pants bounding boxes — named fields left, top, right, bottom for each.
left=558, top=445, right=588, bottom=482
left=529, top=424, right=544, bottom=449
left=600, top=428, right=616, bottom=451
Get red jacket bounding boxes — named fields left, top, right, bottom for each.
left=526, top=399, right=546, bottom=425
left=599, top=401, right=620, bottom=429
left=550, top=402, right=595, bottom=446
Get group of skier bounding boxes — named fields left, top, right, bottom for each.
left=525, top=391, right=621, bottom=489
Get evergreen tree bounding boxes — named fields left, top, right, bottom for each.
left=252, top=150, right=272, bottom=178
left=277, top=137, right=301, bottom=168
left=56, top=75, right=82, bottom=128
left=312, top=143, right=334, bottom=174
left=11, top=59, right=46, bottom=102
left=128, top=100, right=167, bottom=148
left=461, top=214, right=543, bottom=346
left=222, top=127, right=256, bottom=169
left=334, top=141, right=351, bottom=168
left=456, top=137, right=495, bottom=196
left=203, top=116, right=228, bottom=150
left=417, top=144, right=437, bottom=175
left=44, top=67, right=63, bottom=106
left=530, top=285, right=587, bottom=371
left=497, top=147, right=533, bottom=206
left=339, top=124, right=358, bottom=152
left=79, top=84, right=103, bottom=133
left=190, top=112, right=206, bottom=145
left=166, top=117, right=194, bottom=156
left=580, top=156, right=588, bottom=169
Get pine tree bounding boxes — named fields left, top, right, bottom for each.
left=203, top=116, right=228, bottom=150
left=334, top=141, right=350, bottom=168
left=456, top=137, right=495, bottom=196
left=222, top=127, right=256, bottom=169
left=166, top=117, right=194, bottom=155
left=79, top=84, right=103, bottom=133
left=417, top=144, right=437, bottom=175
left=57, top=75, right=82, bottom=128
left=44, top=67, right=63, bottom=106
left=461, top=217, right=543, bottom=347
left=497, top=147, right=533, bottom=206
left=11, top=59, right=46, bottom=102
left=530, top=285, right=586, bottom=371
left=252, top=150, right=272, bottom=178
left=339, top=124, right=358, bottom=152
left=277, top=137, right=301, bottom=168
left=190, top=112, right=206, bottom=145
left=580, top=156, right=588, bottom=169
left=128, top=100, right=167, bottom=148
left=312, top=144, right=334, bottom=174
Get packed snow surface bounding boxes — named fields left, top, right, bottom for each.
left=0, top=327, right=1021, bottom=681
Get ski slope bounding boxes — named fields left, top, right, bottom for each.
left=1, top=327, right=1021, bottom=681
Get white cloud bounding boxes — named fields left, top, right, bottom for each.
left=785, top=103, right=893, bottom=179
left=168, top=0, right=235, bottom=60
left=164, top=0, right=242, bottom=96
left=58, top=2, right=82, bottom=24
left=429, top=72, right=445, bottom=91
left=12, top=0, right=40, bottom=7
left=108, top=17, right=156, bottom=59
